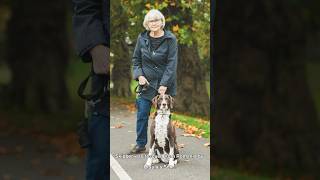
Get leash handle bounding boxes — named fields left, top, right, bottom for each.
left=134, top=82, right=149, bottom=94
left=77, top=70, right=107, bottom=101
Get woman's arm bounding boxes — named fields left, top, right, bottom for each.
left=72, top=0, right=107, bottom=62
left=159, top=38, right=178, bottom=87
left=132, top=35, right=144, bottom=80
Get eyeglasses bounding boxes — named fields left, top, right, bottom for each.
left=149, top=19, right=161, bottom=23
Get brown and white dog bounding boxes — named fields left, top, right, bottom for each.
left=144, top=94, right=179, bottom=169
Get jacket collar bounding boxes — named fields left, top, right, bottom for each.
left=140, top=29, right=175, bottom=40
left=140, top=30, right=175, bottom=51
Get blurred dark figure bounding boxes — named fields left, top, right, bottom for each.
left=72, top=0, right=109, bottom=179
left=214, top=0, right=320, bottom=177
left=5, top=0, right=69, bottom=113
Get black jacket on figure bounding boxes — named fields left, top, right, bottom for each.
left=72, top=0, right=109, bottom=116
left=132, top=30, right=178, bottom=101
left=73, top=0, right=110, bottom=62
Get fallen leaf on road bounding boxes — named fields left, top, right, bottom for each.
left=178, top=144, right=185, bottom=148
left=185, top=125, right=199, bottom=134
left=125, top=104, right=136, bottom=112
left=204, top=143, right=210, bottom=147
left=181, top=134, right=195, bottom=137
left=173, top=120, right=207, bottom=138
left=111, top=124, right=124, bottom=129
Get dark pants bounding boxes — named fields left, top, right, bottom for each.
left=86, top=74, right=109, bottom=180
left=136, top=97, right=152, bottom=148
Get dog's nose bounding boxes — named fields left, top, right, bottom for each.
left=162, top=103, right=167, bottom=106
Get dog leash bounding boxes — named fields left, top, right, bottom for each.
left=77, top=70, right=108, bottom=106
left=134, top=82, right=149, bottom=95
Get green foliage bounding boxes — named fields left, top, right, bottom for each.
left=119, top=0, right=210, bottom=61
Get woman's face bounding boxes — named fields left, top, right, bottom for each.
left=148, top=18, right=162, bottom=32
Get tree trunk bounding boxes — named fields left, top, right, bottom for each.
left=110, top=0, right=131, bottom=97
left=214, top=0, right=320, bottom=175
left=5, top=0, right=69, bottom=113
left=111, top=40, right=132, bottom=97
left=164, top=4, right=209, bottom=116
left=176, top=43, right=209, bottom=116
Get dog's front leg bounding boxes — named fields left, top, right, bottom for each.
left=168, top=138, right=176, bottom=168
left=144, top=142, right=155, bottom=169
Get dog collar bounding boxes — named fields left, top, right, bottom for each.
left=156, top=110, right=171, bottom=116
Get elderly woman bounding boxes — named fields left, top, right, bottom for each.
left=130, top=9, right=178, bottom=154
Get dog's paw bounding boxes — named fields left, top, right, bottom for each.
left=144, top=163, right=152, bottom=169
left=168, top=161, right=175, bottom=169
left=152, top=158, right=160, bottom=164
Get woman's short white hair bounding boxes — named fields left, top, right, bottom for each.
left=143, top=9, right=165, bottom=31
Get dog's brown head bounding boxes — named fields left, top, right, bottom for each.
left=152, top=94, right=174, bottom=110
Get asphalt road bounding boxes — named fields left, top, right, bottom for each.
left=0, top=132, right=85, bottom=180
left=110, top=102, right=210, bottom=180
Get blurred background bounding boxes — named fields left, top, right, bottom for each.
left=0, top=0, right=210, bottom=179
left=0, top=0, right=88, bottom=179
left=213, top=0, right=320, bottom=179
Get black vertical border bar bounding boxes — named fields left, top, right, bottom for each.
left=210, top=0, right=216, bottom=177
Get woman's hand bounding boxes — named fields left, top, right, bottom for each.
left=138, top=76, right=149, bottom=85
left=90, top=44, right=109, bottom=74
left=158, top=86, right=167, bottom=95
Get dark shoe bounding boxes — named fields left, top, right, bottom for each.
left=129, top=144, right=146, bottom=154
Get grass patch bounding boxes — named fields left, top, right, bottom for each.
left=171, top=113, right=210, bottom=138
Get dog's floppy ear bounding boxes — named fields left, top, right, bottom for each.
left=152, top=95, right=159, bottom=108
left=169, top=95, right=174, bottom=109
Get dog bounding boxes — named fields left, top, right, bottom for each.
left=144, top=94, right=179, bottom=169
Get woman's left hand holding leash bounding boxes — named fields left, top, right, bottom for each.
left=158, top=86, right=167, bottom=95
